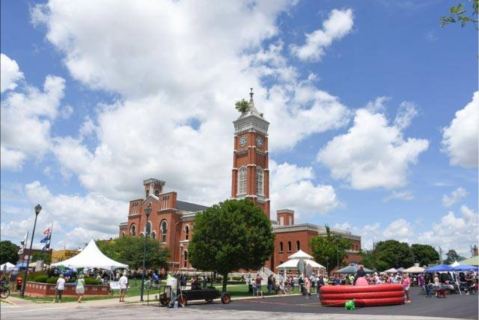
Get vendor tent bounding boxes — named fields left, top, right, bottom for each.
left=404, top=266, right=425, bottom=273
left=460, top=256, right=479, bottom=266
left=0, top=262, right=15, bottom=272
left=337, top=265, right=374, bottom=274
left=276, top=259, right=325, bottom=270
left=51, top=239, right=128, bottom=269
left=383, top=268, right=398, bottom=273
left=451, top=264, right=478, bottom=272
left=425, top=264, right=454, bottom=272
left=288, top=250, right=314, bottom=260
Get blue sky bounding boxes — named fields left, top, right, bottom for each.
left=1, top=0, right=477, bottom=257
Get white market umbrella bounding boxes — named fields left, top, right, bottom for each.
left=51, top=239, right=128, bottom=269
left=383, top=267, right=398, bottom=273
left=276, top=258, right=325, bottom=270
left=450, top=261, right=460, bottom=267
left=288, top=250, right=314, bottom=260
left=404, top=265, right=425, bottom=273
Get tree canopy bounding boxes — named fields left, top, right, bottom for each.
left=365, top=240, right=415, bottom=271
left=189, top=199, right=274, bottom=292
left=97, top=236, right=169, bottom=270
left=0, top=240, right=19, bottom=265
left=441, top=1, right=478, bottom=27
left=444, top=249, right=465, bottom=264
left=411, top=244, right=440, bottom=266
left=310, top=226, right=352, bottom=275
left=235, top=99, right=250, bottom=113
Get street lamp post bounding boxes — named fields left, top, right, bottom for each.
left=140, top=203, right=152, bottom=302
left=20, top=204, right=42, bottom=297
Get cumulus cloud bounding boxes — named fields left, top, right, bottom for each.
left=317, top=105, right=429, bottom=190
left=22, top=181, right=128, bottom=247
left=291, top=8, right=354, bottom=62
left=30, top=0, right=352, bottom=207
left=270, top=161, right=339, bottom=219
left=1, top=74, right=66, bottom=170
left=1, top=53, right=24, bottom=93
left=336, top=206, right=478, bottom=257
left=442, top=91, right=479, bottom=168
left=383, top=190, right=414, bottom=202
left=442, top=187, right=468, bottom=207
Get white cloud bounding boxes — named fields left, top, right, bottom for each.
left=317, top=106, right=429, bottom=190
left=383, top=218, right=414, bottom=242
left=1, top=72, right=66, bottom=170
left=270, top=161, right=339, bottom=220
left=23, top=181, right=128, bottom=247
left=30, top=0, right=352, bottom=207
left=0, top=53, right=24, bottom=93
left=442, top=187, right=468, bottom=207
left=291, top=8, right=354, bottom=62
left=393, top=101, right=418, bottom=130
left=442, top=91, right=479, bottom=168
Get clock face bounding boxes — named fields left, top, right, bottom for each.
left=256, top=136, right=264, bottom=147
left=239, top=135, right=247, bottom=147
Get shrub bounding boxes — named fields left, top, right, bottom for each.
left=33, top=275, right=49, bottom=283
left=84, top=277, right=102, bottom=285
left=46, top=277, right=58, bottom=284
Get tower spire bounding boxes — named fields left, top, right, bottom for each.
left=249, top=88, right=254, bottom=103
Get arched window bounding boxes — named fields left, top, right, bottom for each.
left=238, top=166, right=247, bottom=195
left=160, top=220, right=168, bottom=242
left=185, top=225, right=190, bottom=240
left=288, top=241, right=292, bottom=252
left=296, top=240, right=300, bottom=251
left=151, top=232, right=156, bottom=240
left=279, top=241, right=283, bottom=252
left=256, top=167, right=264, bottom=196
left=146, top=221, right=152, bottom=237
left=183, top=250, right=188, bottom=268
left=129, top=224, right=136, bottom=236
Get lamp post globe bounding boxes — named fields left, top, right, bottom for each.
left=20, top=204, right=42, bottom=297
left=140, top=203, right=152, bottom=302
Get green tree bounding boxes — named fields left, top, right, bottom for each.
left=441, top=1, right=478, bottom=27
left=0, top=240, right=19, bottom=265
left=360, top=249, right=377, bottom=270
left=411, top=244, right=440, bottom=266
left=310, top=226, right=352, bottom=275
left=371, top=240, right=415, bottom=271
left=189, top=199, right=274, bottom=292
left=444, top=249, right=465, bottom=264
left=32, top=251, right=52, bottom=264
left=97, top=236, right=169, bottom=270
left=235, top=99, right=250, bottom=113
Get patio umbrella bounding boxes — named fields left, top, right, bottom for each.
left=383, top=267, right=398, bottom=273
left=460, top=256, right=479, bottom=266
left=451, top=265, right=478, bottom=272
left=425, top=264, right=454, bottom=272
left=404, top=265, right=425, bottom=273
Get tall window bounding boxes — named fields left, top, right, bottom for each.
left=129, top=224, right=136, bottom=236
left=279, top=242, right=284, bottom=252
left=288, top=241, right=292, bottom=252
left=185, top=225, right=190, bottom=240
left=296, top=240, right=301, bottom=251
left=151, top=232, right=156, bottom=240
left=256, top=167, right=264, bottom=196
left=238, top=166, right=247, bottom=195
left=160, top=220, right=168, bottom=242
left=183, top=250, right=188, bottom=268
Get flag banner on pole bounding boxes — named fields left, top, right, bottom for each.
left=43, top=227, right=52, bottom=236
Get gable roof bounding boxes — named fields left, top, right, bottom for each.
left=176, top=200, right=208, bottom=213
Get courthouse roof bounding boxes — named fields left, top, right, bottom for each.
left=176, top=200, right=208, bottom=213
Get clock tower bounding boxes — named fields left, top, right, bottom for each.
left=232, top=89, right=270, bottom=218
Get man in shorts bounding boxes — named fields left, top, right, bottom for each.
left=119, top=273, right=128, bottom=302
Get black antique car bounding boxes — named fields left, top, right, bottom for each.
left=159, top=286, right=231, bottom=306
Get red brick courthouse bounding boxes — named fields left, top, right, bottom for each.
left=119, top=91, right=361, bottom=271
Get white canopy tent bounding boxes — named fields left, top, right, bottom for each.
left=0, top=262, right=15, bottom=272
left=288, top=250, right=314, bottom=260
left=404, top=265, right=425, bottom=273
left=51, top=240, right=128, bottom=269
left=276, top=258, right=325, bottom=270
left=383, top=268, right=398, bottom=273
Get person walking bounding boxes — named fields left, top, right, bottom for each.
left=75, top=274, right=85, bottom=303
left=119, top=272, right=128, bottom=302
left=402, top=273, right=411, bottom=303
left=255, top=274, right=263, bottom=297
left=55, top=274, right=65, bottom=303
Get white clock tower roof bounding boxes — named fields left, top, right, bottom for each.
left=233, top=88, right=269, bottom=135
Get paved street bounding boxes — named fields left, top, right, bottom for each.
left=2, top=288, right=478, bottom=320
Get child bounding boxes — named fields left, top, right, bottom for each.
left=402, top=273, right=411, bottom=303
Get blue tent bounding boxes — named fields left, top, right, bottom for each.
left=425, top=264, right=454, bottom=272
left=451, top=265, right=478, bottom=272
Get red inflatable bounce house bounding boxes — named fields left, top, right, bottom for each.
left=320, top=284, right=405, bottom=307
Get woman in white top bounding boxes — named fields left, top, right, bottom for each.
left=75, top=274, right=85, bottom=303
left=55, top=274, right=65, bottom=303
left=119, top=273, right=128, bottom=302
